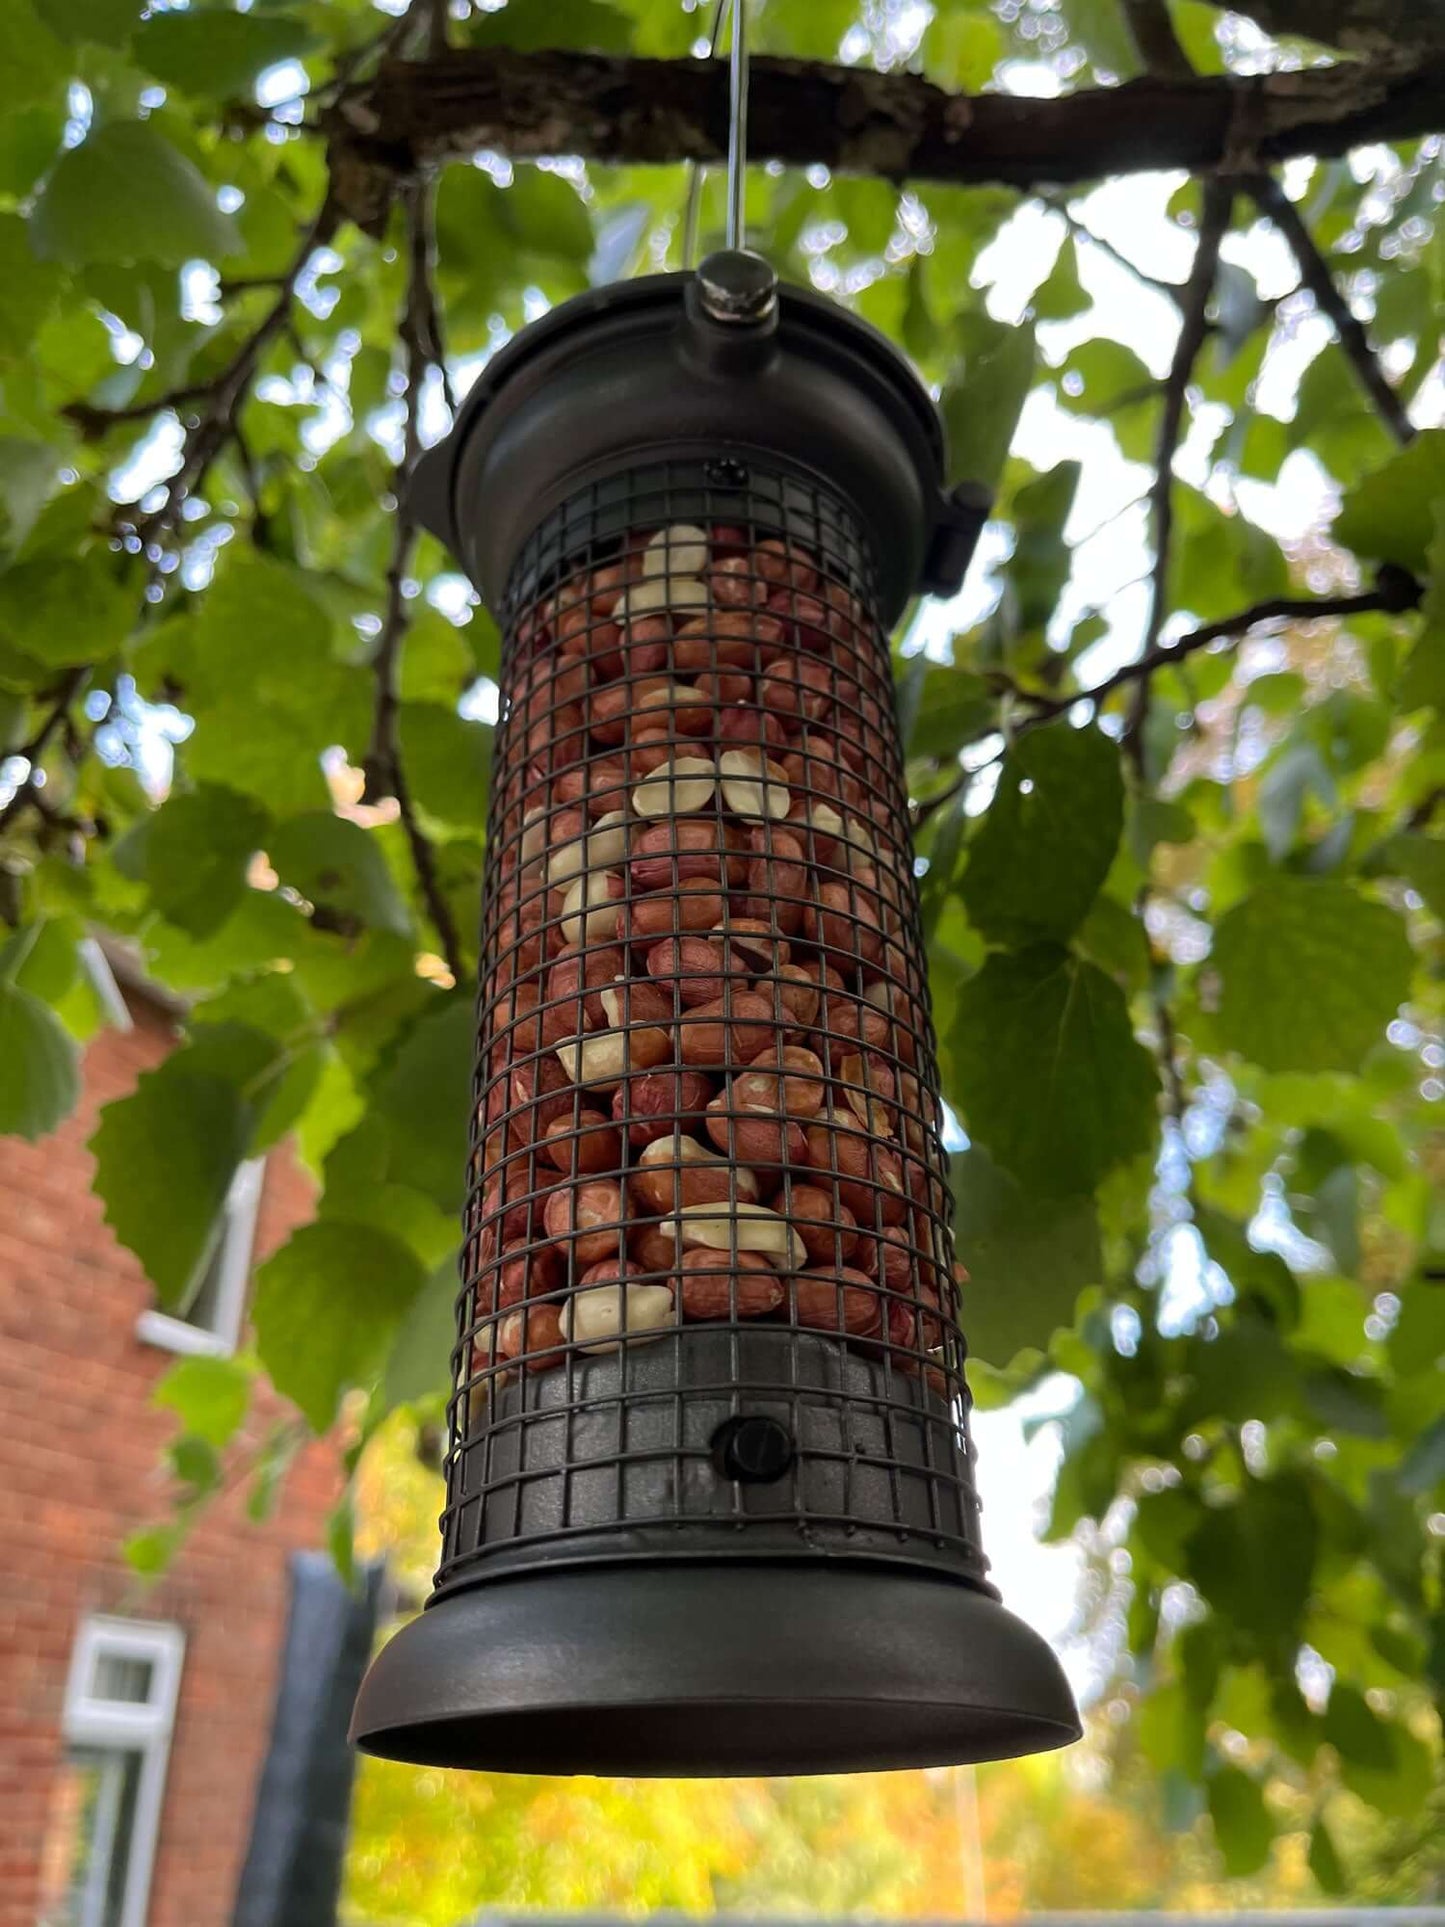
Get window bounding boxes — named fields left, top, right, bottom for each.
left=135, top=1157, right=264, bottom=1357
left=42, top=1618, right=185, bottom=1927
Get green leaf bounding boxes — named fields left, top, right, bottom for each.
left=1309, top=1817, right=1347, bottom=1896
left=951, top=946, right=1158, bottom=1195
left=384, top=1260, right=459, bottom=1408
left=327, top=1488, right=357, bottom=1587
left=1033, top=234, right=1089, bottom=321
left=182, top=542, right=365, bottom=816
left=44, top=0, right=138, bottom=46
left=134, top=9, right=316, bottom=97
left=90, top=1063, right=252, bottom=1309
left=152, top=1353, right=253, bottom=1449
left=0, top=212, right=63, bottom=360
left=0, top=979, right=80, bottom=1140
left=1333, top=429, right=1445, bottom=572
left=397, top=703, right=492, bottom=831
left=267, top=812, right=411, bottom=937
left=951, top=1148, right=1100, bottom=1363
left=1207, top=1765, right=1274, bottom=1878
left=252, top=1221, right=427, bottom=1430
left=1002, top=460, right=1080, bottom=636
left=506, top=167, right=594, bottom=263
left=465, top=0, right=633, bottom=52
left=1323, top=1681, right=1395, bottom=1769
left=0, top=554, right=131, bottom=668
left=1375, top=830, right=1445, bottom=917
left=940, top=309, right=1037, bottom=493
left=921, top=7, right=1004, bottom=90
left=1058, top=337, right=1156, bottom=459
left=124, top=1522, right=187, bottom=1577
left=135, top=784, right=270, bottom=938
left=168, top=1433, right=221, bottom=1497
left=1400, top=1413, right=1445, bottom=1494
left=1211, top=879, right=1415, bottom=1074
left=961, top=723, right=1123, bottom=945
left=1186, top=1474, right=1317, bottom=1641
left=0, top=0, right=68, bottom=113
left=32, top=119, right=242, bottom=268
left=899, top=659, right=994, bottom=761
left=369, top=995, right=475, bottom=1214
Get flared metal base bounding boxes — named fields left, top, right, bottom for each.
left=350, top=1562, right=1081, bottom=1776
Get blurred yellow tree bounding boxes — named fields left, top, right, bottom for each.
left=344, top=1414, right=1358, bottom=1925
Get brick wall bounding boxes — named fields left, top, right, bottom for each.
left=0, top=992, right=339, bottom=1927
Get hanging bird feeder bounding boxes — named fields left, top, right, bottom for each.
left=351, top=14, right=1079, bottom=1776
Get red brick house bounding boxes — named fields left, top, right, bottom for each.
left=0, top=960, right=342, bottom=1927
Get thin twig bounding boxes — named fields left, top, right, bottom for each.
left=1121, top=0, right=1195, bottom=79
left=908, top=575, right=1423, bottom=830
left=1124, top=175, right=1233, bottom=771
left=364, top=180, right=465, bottom=984
left=1247, top=170, right=1415, bottom=446
left=133, top=194, right=340, bottom=550
left=1143, top=891, right=1189, bottom=1123
left=0, top=671, right=89, bottom=836
left=1041, top=576, right=1421, bottom=721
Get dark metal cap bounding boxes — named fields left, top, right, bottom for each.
left=410, top=269, right=988, bottom=624
left=350, top=1563, right=1082, bottom=1776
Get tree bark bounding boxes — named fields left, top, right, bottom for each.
left=1213, top=0, right=1445, bottom=55
left=334, top=46, right=1445, bottom=192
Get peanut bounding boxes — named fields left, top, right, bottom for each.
left=676, top=991, right=777, bottom=1067
left=781, top=1182, right=859, bottom=1265
left=645, top=934, right=741, bottom=1007
left=678, top=1249, right=786, bottom=1320
left=542, top=1110, right=623, bottom=1176
left=612, top=1066, right=717, bottom=1146
left=543, top=1178, right=627, bottom=1266
left=789, top=1269, right=882, bottom=1336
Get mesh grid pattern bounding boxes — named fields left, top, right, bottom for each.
left=436, top=457, right=989, bottom=1596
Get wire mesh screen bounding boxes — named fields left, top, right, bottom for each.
left=437, top=457, right=991, bottom=1600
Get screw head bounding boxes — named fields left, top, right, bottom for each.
left=695, top=248, right=779, bottom=325
left=704, top=456, right=749, bottom=490
left=710, top=1414, right=796, bottom=1484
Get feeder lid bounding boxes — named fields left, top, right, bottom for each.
left=411, top=252, right=988, bottom=623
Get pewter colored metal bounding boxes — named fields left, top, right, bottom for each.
left=351, top=274, right=1079, bottom=1777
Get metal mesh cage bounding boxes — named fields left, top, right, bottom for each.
left=436, top=456, right=991, bottom=1602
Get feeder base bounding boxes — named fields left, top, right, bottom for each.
left=350, top=1562, right=1080, bottom=1776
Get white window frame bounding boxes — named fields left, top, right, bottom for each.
left=60, top=1616, right=186, bottom=1927
left=135, top=1157, right=265, bottom=1358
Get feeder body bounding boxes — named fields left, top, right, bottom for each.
left=351, top=263, right=1080, bottom=1775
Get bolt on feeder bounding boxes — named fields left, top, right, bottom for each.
left=349, top=245, right=1082, bottom=1776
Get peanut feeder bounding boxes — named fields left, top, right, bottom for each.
left=350, top=251, right=1081, bottom=1776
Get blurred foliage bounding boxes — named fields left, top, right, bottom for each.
left=1, top=0, right=1443, bottom=1902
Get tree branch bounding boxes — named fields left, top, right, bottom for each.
left=330, top=45, right=1445, bottom=197
left=908, top=573, right=1423, bottom=829
left=1247, top=170, right=1415, bottom=445
left=1213, top=0, right=1445, bottom=57
left=1125, top=176, right=1233, bottom=771
left=1040, top=573, right=1422, bottom=722
left=363, top=180, right=466, bottom=986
